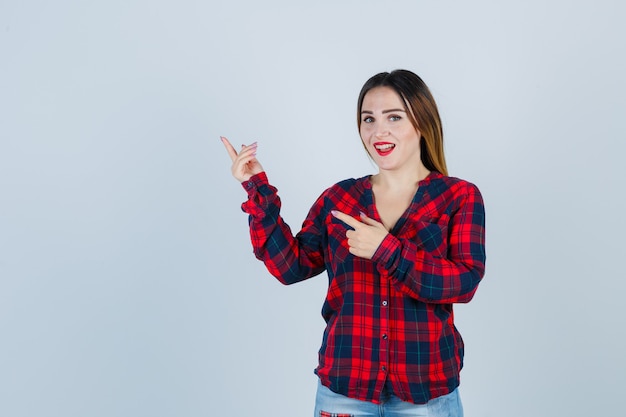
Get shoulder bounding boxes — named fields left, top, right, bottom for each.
left=425, top=174, right=485, bottom=215
left=322, top=176, right=368, bottom=197
left=429, top=173, right=482, bottom=198
left=310, top=176, right=369, bottom=209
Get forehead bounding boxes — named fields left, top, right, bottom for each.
left=361, top=86, right=405, bottom=110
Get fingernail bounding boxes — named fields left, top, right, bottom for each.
left=331, top=210, right=338, bottom=217
left=360, top=211, right=366, bottom=218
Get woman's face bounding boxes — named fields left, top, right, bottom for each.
left=359, top=86, right=422, bottom=172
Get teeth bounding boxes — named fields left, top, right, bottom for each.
left=375, top=143, right=395, bottom=150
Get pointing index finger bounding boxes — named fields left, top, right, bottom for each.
left=331, top=210, right=362, bottom=229
left=220, top=136, right=238, bottom=162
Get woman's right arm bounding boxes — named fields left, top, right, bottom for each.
left=221, top=137, right=326, bottom=284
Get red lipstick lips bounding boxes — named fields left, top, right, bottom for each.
left=373, top=142, right=395, bottom=156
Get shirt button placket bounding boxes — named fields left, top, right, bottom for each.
left=380, top=296, right=390, bottom=380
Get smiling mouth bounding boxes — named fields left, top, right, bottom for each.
left=374, top=142, right=395, bottom=156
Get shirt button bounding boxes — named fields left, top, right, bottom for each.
left=382, top=334, right=388, bottom=340
left=382, top=366, right=387, bottom=371
left=382, top=301, right=388, bottom=306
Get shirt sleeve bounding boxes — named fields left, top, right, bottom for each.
left=371, top=182, right=486, bottom=304
left=240, top=172, right=326, bottom=285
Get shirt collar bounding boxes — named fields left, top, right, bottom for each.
left=359, top=171, right=443, bottom=190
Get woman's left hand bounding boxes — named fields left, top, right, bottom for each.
left=331, top=211, right=389, bottom=260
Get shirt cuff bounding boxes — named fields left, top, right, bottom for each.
left=240, top=171, right=279, bottom=218
left=241, top=171, right=269, bottom=193
left=372, top=233, right=401, bottom=274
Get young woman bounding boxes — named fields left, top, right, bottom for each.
left=221, top=70, right=486, bottom=417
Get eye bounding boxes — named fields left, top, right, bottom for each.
left=362, top=116, right=374, bottom=123
left=389, top=115, right=402, bottom=122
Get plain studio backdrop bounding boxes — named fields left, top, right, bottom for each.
left=1, top=1, right=625, bottom=416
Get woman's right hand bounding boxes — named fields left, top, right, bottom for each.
left=220, top=136, right=264, bottom=183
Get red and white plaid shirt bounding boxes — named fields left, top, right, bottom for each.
left=241, top=170, right=486, bottom=404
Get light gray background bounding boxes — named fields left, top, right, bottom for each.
left=1, top=1, right=624, bottom=416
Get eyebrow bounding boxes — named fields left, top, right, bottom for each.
left=360, top=108, right=406, bottom=114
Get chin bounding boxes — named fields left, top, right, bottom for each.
left=375, top=161, right=400, bottom=171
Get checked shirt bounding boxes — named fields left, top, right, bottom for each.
left=241, top=171, right=486, bottom=405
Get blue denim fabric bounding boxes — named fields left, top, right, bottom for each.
left=313, top=379, right=463, bottom=417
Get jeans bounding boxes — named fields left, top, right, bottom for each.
left=313, top=379, right=464, bottom=417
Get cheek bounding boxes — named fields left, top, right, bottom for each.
left=360, top=125, right=374, bottom=140
left=399, top=126, right=420, bottom=143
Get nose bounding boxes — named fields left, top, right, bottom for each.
left=375, top=121, right=390, bottom=137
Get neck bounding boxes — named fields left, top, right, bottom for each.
left=373, top=163, right=431, bottom=191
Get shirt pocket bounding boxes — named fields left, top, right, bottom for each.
left=406, top=219, right=449, bottom=259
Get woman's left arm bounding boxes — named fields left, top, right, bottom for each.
left=375, top=183, right=486, bottom=304
left=332, top=183, right=486, bottom=304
